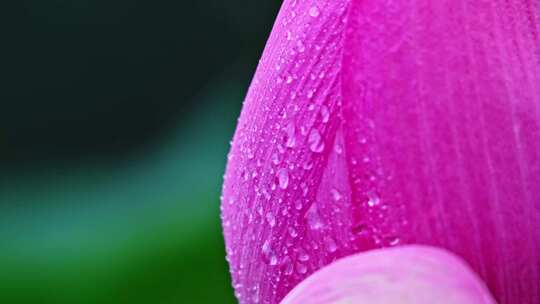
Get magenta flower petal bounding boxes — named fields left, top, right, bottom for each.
left=221, top=0, right=540, bottom=303
left=281, top=246, right=496, bottom=304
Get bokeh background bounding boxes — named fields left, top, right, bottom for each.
left=1, top=1, right=281, bottom=303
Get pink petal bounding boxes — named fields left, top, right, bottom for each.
left=221, top=0, right=540, bottom=303
left=281, top=246, right=496, bottom=304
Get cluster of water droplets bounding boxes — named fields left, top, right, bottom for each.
left=219, top=1, right=366, bottom=303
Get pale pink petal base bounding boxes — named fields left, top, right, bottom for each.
left=281, top=246, right=496, bottom=304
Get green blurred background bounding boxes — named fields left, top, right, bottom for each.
left=0, top=1, right=280, bottom=303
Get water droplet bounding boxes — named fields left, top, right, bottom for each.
left=306, top=204, right=323, bottom=230
left=352, top=223, right=370, bottom=236
left=303, top=161, right=313, bottom=170
left=306, top=89, right=314, bottom=99
left=262, top=240, right=271, bottom=254
left=283, top=256, right=293, bottom=275
left=367, top=191, right=380, bottom=207
left=288, top=227, right=298, bottom=238
left=308, top=129, right=325, bottom=153
left=320, top=105, right=329, bottom=123
left=272, top=153, right=280, bottom=165
left=296, top=262, right=308, bottom=274
left=296, top=40, right=305, bottom=53
left=269, top=254, right=278, bottom=266
left=331, top=189, right=342, bottom=202
left=285, top=123, right=296, bottom=148
left=278, top=168, right=289, bottom=189
left=324, top=236, right=337, bottom=253
left=298, top=249, right=310, bottom=262
left=286, top=75, right=293, bottom=84
left=266, top=212, right=276, bottom=227
left=386, top=236, right=400, bottom=246
left=309, top=6, right=320, bottom=18
left=295, top=200, right=303, bottom=210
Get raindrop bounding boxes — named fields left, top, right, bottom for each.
left=308, top=129, right=325, bottom=153
left=262, top=240, right=271, bottom=254
left=367, top=191, right=380, bottom=207
left=296, top=40, right=305, bottom=53
left=352, top=223, right=369, bottom=236
left=330, top=188, right=342, bottom=202
left=285, top=123, right=296, bottom=148
left=324, top=236, right=337, bottom=253
left=296, top=262, right=308, bottom=274
left=298, top=249, right=310, bottom=262
left=303, top=161, right=313, bottom=170
left=288, top=227, right=298, bottom=238
left=266, top=212, right=276, bottom=227
left=283, top=256, right=294, bottom=275
left=306, top=204, right=323, bottom=230
left=294, top=200, right=303, bottom=210
left=386, top=236, right=400, bottom=246
left=278, top=168, right=289, bottom=189
left=286, top=75, right=293, bottom=84
left=320, top=105, right=329, bottom=123
left=269, top=254, right=278, bottom=266
left=309, top=6, right=320, bottom=18
left=272, top=153, right=280, bottom=165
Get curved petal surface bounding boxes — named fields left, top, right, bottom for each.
left=281, top=246, right=496, bottom=304
left=221, top=0, right=540, bottom=303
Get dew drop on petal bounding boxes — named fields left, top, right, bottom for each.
left=286, top=75, right=293, bottom=84
left=367, top=191, right=380, bottom=207
left=285, top=122, right=296, bottom=148
left=302, top=161, right=313, bottom=170
left=288, top=227, right=298, bottom=238
left=386, top=236, right=400, bottom=246
left=296, top=262, right=308, bottom=274
left=324, top=236, right=337, bottom=253
left=269, top=254, right=278, bottom=266
left=306, top=203, right=323, bottom=230
left=272, top=153, right=281, bottom=165
left=309, top=6, right=320, bottom=18
left=266, top=212, right=276, bottom=227
left=296, top=40, right=305, bottom=53
left=320, top=105, right=329, bottom=123
left=330, top=188, right=342, bottom=202
left=278, top=168, right=289, bottom=189
left=283, top=256, right=293, bottom=275
left=298, top=249, right=310, bottom=262
left=308, top=129, right=325, bottom=153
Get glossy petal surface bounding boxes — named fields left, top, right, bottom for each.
left=221, top=0, right=540, bottom=303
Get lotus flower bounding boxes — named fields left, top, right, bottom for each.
left=221, top=0, right=540, bottom=303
